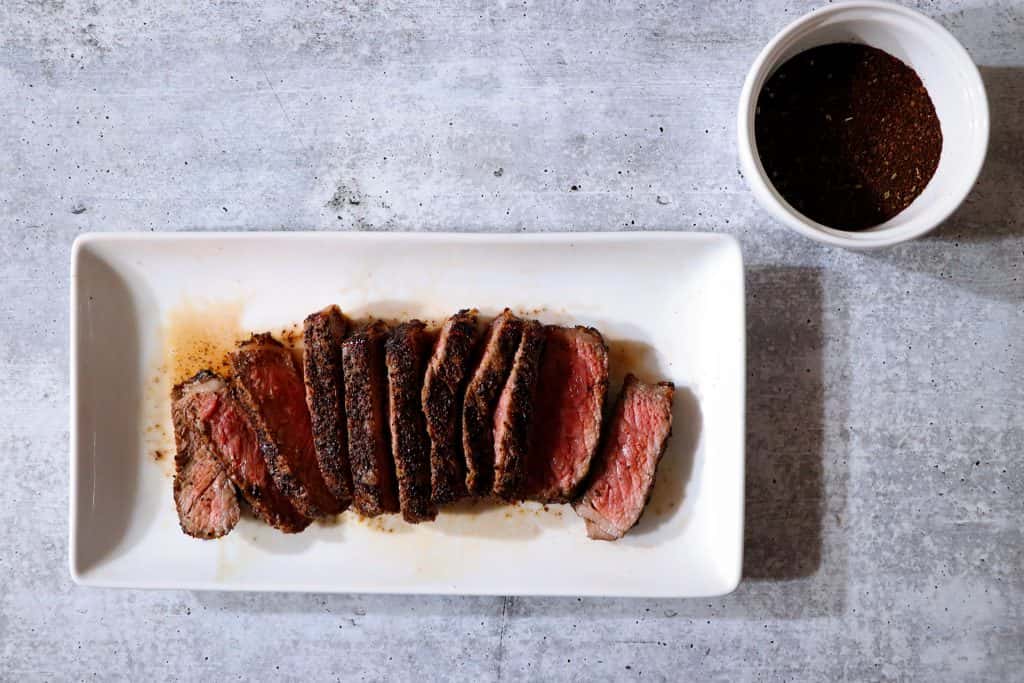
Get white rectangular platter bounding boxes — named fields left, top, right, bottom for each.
left=70, top=231, right=745, bottom=597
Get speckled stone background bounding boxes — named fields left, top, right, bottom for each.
left=1, top=0, right=1022, bottom=680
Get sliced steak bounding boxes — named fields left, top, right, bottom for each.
left=492, top=319, right=546, bottom=500
left=574, top=375, right=675, bottom=541
left=462, top=309, right=524, bottom=496
left=171, top=371, right=240, bottom=539
left=303, top=305, right=353, bottom=510
left=386, top=320, right=437, bottom=523
left=231, top=333, right=346, bottom=519
left=343, top=321, right=399, bottom=516
left=176, top=370, right=309, bottom=533
left=524, top=326, right=609, bottom=503
left=421, top=309, right=478, bottom=505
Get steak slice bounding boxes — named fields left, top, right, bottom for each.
left=171, top=371, right=240, bottom=539
left=524, top=326, right=609, bottom=503
left=462, top=309, right=524, bottom=496
left=231, top=333, right=346, bottom=519
left=574, top=375, right=675, bottom=541
left=492, top=319, right=546, bottom=500
left=421, top=309, right=479, bottom=505
left=177, top=370, right=309, bottom=533
left=386, top=321, right=437, bottom=523
left=303, top=305, right=353, bottom=510
left=343, top=321, right=399, bottom=517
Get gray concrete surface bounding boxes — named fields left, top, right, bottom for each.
left=1, top=0, right=1022, bottom=680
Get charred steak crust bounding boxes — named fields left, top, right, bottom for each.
left=303, top=306, right=354, bottom=510
left=573, top=374, right=675, bottom=541
left=386, top=321, right=438, bottom=523
left=343, top=321, right=399, bottom=516
left=462, top=309, right=524, bottom=496
left=525, top=325, right=610, bottom=503
left=231, top=333, right=345, bottom=519
left=421, top=309, right=479, bottom=505
left=177, top=370, right=309, bottom=533
left=171, top=371, right=240, bottom=539
left=492, top=319, right=546, bottom=501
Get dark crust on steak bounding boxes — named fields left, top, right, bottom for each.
left=231, top=333, right=345, bottom=519
left=421, top=309, right=478, bottom=505
left=526, top=325, right=610, bottom=503
left=343, top=321, right=399, bottom=516
left=492, top=319, right=546, bottom=501
left=303, top=306, right=353, bottom=510
left=177, top=370, right=309, bottom=533
left=462, top=309, right=524, bottom=496
left=574, top=374, right=675, bottom=541
left=171, top=371, right=240, bottom=539
left=386, top=320, right=438, bottom=523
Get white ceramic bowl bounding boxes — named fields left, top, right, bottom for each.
left=737, top=1, right=989, bottom=249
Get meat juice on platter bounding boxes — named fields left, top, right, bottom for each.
left=169, top=306, right=677, bottom=542
left=144, top=299, right=248, bottom=480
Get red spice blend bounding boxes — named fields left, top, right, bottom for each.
left=754, top=43, right=943, bottom=231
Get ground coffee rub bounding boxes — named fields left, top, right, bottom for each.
left=755, top=43, right=942, bottom=231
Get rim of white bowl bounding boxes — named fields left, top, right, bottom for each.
left=737, top=0, right=990, bottom=249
